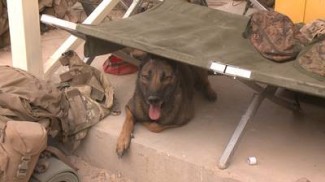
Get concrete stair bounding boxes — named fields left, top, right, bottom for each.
left=76, top=60, right=325, bottom=181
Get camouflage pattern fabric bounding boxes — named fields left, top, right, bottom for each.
left=300, top=19, right=325, bottom=43
left=243, top=10, right=304, bottom=62
left=296, top=39, right=325, bottom=79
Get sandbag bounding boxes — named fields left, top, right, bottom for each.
left=0, top=121, right=47, bottom=182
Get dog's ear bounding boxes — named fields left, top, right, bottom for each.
left=166, top=59, right=179, bottom=75
left=138, top=54, right=152, bottom=69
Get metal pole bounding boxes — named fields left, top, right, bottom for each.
left=218, top=86, right=274, bottom=169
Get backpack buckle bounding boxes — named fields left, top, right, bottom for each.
left=16, top=155, right=31, bottom=178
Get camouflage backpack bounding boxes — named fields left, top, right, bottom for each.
left=0, top=121, right=47, bottom=182
left=57, top=50, right=116, bottom=151
left=0, top=66, right=68, bottom=182
left=243, top=10, right=305, bottom=62
left=0, top=50, right=116, bottom=181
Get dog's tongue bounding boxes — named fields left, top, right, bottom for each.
left=149, top=104, right=161, bottom=121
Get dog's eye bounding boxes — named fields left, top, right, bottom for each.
left=162, top=75, right=173, bottom=81
left=141, top=75, right=149, bottom=80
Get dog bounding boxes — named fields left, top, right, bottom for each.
left=116, top=54, right=217, bottom=157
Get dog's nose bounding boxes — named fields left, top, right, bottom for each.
left=147, top=96, right=161, bottom=104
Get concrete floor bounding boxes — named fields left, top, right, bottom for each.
left=1, top=1, right=325, bottom=182
left=78, top=59, right=325, bottom=182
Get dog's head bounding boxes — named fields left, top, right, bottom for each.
left=138, top=55, right=179, bottom=121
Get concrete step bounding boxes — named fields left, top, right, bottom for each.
left=76, top=1, right=325, bottom=181
left=76, top=58, right=325, bottom=182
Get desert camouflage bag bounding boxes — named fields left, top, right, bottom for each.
left=0, top=121, right=47, bottom=182
left=295, top=19, right=325, bottom=79
left=299, top=19, right=325, bottom=43
left=243, top=10, right=305, bottom=62
left=57, top=50, right=115, bottom=150
left=296, top=38, right=325, bottom=80
left=0, top=66, right=69, bottom=132
left=0, top=51, right=115, bottom=180
left=0, top=66, right=70, bottom=180
left=0, top=51, right=115, bottom=147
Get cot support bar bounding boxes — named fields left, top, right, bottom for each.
left=218, top=85, right=275, bottom=169
left=239, top=79, right=300, bottom=111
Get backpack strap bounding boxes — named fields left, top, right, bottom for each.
left=65, top=89, right=88, bottom=129
left=44, top=146, right=78, bottom=171
left=87, top=76, right=105, bottom=102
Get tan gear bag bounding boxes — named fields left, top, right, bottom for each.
left=0, top=121, right=47, bottom=182
left=57, top=50, right=116, bottom=151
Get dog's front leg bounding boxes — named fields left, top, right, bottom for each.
left=116, top=106, right=135, bottom=158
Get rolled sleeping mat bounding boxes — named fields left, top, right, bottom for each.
left=30, top=157, right=79, bottom=182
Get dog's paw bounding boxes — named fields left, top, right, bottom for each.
left=116, top=134, right=132, bottom=158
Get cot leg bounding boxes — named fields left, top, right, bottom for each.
left=218, top=86, right=274, bottom=169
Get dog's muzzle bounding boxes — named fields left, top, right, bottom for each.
left=147, top=96, right=161, bottom=105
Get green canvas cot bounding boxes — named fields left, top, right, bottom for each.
left=76, top=0, right=324, bottom=98
left=41, top=0, right=324, bottom=169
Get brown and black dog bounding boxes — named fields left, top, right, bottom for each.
left=116, top=54, right=217, bottom=157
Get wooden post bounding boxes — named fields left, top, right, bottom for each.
left=7, top=0, right=43, bottom=78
